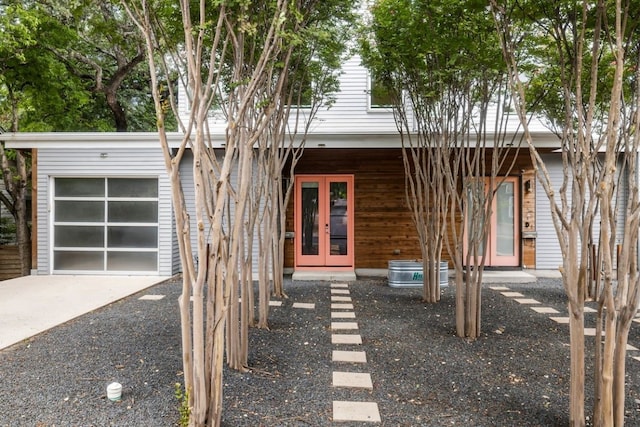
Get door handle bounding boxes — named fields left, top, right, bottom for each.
left=325, top=224, right=329, bottom=233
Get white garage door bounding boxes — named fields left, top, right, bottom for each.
left=52, top=177, right=159, bottom=273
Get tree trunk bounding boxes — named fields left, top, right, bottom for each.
left=105, top=89, right=128, bottom=132
left=568, top=302, right=586, bottom=427
left=14, top=149, right=30, bottom=276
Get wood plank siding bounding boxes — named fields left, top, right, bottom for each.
left=285, top=148, right=536, bottom=269
left=0, top=245, right=21, bottom=280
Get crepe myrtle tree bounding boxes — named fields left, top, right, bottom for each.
left=125, top=0, right=356, bottom=425
left=492, top=0, right=640, bottom=425
left=250, top=1, right=356, bottom=328
left=360, top=0, right=522, bottom=338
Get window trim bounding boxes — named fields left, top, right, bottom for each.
left=367, top=72, right=395, bottom=111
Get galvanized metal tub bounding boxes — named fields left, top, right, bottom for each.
left=388, top=260, right=449, bottom=288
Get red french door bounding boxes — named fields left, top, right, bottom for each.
left=489, top=177, right=520, bottom=266
left=465, top=176, right=520, bottom=267
left=295, top=175, right=354, bottom=268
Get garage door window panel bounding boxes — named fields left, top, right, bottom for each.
left=56, top=178, right=105, bottom=197
left=54, top=225, right=104, bottom=247
left=108, top=252, right=157, bottom=271
left=54, top=251, right=103, bottom=271
left=55, top=201, right=104, bottom=222
left=108, top=201, right=158, bottom=223
left=109, top=178, right=158, bottom=198
left=108, top=226, right=158, bottom=248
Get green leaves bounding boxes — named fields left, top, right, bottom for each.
left=360, top=0, right=506, bottom=114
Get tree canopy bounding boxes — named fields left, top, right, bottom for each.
left=0, top=0, right=169, bottom=132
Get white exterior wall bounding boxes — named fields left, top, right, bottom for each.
left=178, top=55, right=401, bottom=138
left=179, top=150, right=263, bottom=277
left=536, top=153, right=628, bottom=270
left=535, top=155, right=566, bottom=270
left=178, top=53, right=549, bottom=144
left=35, top=147, right=174, bottom=276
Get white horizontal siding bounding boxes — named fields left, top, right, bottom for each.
left=36, top=148, right=172, bottom=276
left=180, top=53, right=550, bottom=141
left=536, top=153, right=627, bottom=270
left=535, top=155, right=565, bottom=270
left=179, top=149, right=263, bottom=278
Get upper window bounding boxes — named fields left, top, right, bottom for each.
left=369, top=74, right=395, bottom=109
left=284, top=71, right=313, bottom=108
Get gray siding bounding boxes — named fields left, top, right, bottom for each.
left=535, top=154, right=575, bottom=270
left=36, top=147, right=172, bottom=276
left=179, top=149, right=263, bottom=277
left=536, top=154, right=628, bottom=270
left=180, top=54, right=548, bottom=139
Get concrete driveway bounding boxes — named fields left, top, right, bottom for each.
left=0, top=275, right=170, bottom=350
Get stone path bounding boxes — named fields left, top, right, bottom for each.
left=329, top=283, right=381, bottom=423
left=137, top=282, right=381, bottom=423
left=490, top=285, right=640, bottom=355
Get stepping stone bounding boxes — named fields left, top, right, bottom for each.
left=139, top=294, right=165, bottom=301
left=333, top=350, right=367, bottom=363
left=331, top=283, right=350, bottom=288
left=333, top=371, right=373, bottom=389
left=332, top=334, right=362, bottom=345
left=634, top=318, right=640, bottom=324
left=550, top=317, right=570, bottom=324
left=292, top=302, right=315, bottom=309
left=634, top=356, right=640, bottom=363
left=584, top=328, right=600, bottom=336
left=530, top=306, right=559, bottom=314
left=332, top=312, right=356, bottom=319
left=331, top=303, right=354, bottom=310
left=584, top=307, right=597, bottom=313
left=331, top=322, right=359, bottom=330
left=501, top=291, right=525, bottom=298
left=332, top=296, right=352, bottom=302
left=333, top=401, right=381, bottom=423
left=490, top=286, right=511, bottom=291
left=514, top=298, right=541, bottom=305
left=269, top=300, right=282, bottom=307
left=331, top=289, right=350, bottom=295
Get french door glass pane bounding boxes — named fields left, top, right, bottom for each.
left=301, top=182, right=319, bottom=255
left=496, top=182, right=515, bottom=256
left=56, top=178, right=104, bottom=197
left=55, top=201, right=104, bottom=222
left=54, top=225, right=104, bottom=247
left=329, top=182, right=348, bottom=255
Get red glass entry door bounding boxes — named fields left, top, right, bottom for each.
left=295, top=175, right=354, bottom=268
left=466, top=177, right=520, bottom=267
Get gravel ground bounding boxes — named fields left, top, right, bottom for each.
left=2, top=276, right=640, bottom=426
